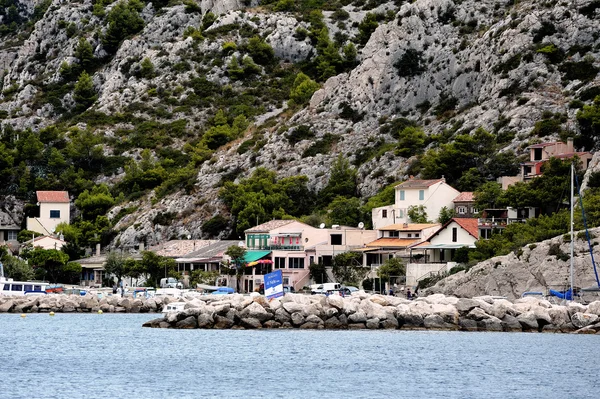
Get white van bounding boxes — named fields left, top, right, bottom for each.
left=311, top=283, right=341, bottom=294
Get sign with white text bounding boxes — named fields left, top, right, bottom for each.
left=264, top=269, right=283, bottom=299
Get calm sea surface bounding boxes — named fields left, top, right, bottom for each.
left=1, top=313, right=598, bottom=399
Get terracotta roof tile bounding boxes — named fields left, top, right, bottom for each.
left=36, top=191, right=69, bottom=203
left=453, top=192, right=474, bottom=202
left=245, top=220, right=296, bottom=233
left=366, top=238, right=420, bottom=248
left=451, top=218, right=479, bottom=238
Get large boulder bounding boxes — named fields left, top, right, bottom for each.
left=282, top=301, right=303, bottom=314
left=240, top=302, right=273, bottom=322
left=176, top=316, right=198, bottom=329
left=517, top=311, right=539, bottom=330
left=0, top=299, right=14, bottom=313
left=240, top=317, right=262, bottom=329
left=455, top=298, right=480, bottom=314
left=501, top=314, right=523, bottom=332
left=571, top=312, right=599, bottom=329
left=197, top=313, right=214, bottom=328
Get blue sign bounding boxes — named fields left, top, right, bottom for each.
left=264, top=269, right=284, bottom=299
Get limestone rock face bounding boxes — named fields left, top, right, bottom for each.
left=428, top=228, right=600, bottom=299
left=1, top=0, right=599, bottom=249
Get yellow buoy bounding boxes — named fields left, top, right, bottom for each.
left=98, top=310, right=103, bottom=314
left=49, top=311, right=55, bottom=316
left=21, top=314, right=26, bottom=318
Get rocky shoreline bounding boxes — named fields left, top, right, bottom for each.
left=0, top=293, right=164, bottom=314
left=2, top=292, right=599, bottom=334
left=143, top=293, right=600, bottom=334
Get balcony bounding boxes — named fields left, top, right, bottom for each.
left=246, top=244, right=304, bottom=251
left=477, top=218, right=528, bottom=228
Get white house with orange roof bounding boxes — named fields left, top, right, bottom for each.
left=359, top=223, right=439, bottom=275
left=406, top=218, right=479, bottom=287
left=372, top=177, right=461, bottom=229
left=26, top=191, right=70, bottom=236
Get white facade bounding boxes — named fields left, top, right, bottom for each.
left=372, top=179, right=460, bottom=229
left=26, top=192, right=70, bottom=235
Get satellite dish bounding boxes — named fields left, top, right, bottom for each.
left=319, top=223, right=325, bottom=229
left=358, top=222, right=364, bottom=229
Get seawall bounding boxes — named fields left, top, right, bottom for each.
left=142, top=292, right=600, bottom=334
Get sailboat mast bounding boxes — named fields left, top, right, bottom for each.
left=570, top=163, right=575, bottom=297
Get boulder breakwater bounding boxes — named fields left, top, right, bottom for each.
left=143, top=293, right=600, bottom=334
left=2, top=292, right=599, bottom=334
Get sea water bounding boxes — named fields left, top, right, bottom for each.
left=1, top=313, right=598, bottom=399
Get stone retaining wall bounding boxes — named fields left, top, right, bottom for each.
left=142, top=293, right=600, bottom=334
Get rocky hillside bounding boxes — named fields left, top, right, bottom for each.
left=0, top=0, right=599, bottom=248
left=426, top=226, right=600, bottom=300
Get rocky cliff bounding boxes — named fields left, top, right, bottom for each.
left=0, top=0, right=599, bottom=249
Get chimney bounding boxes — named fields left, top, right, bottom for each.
left=441, top=175, right=446, bottom=183
left=96, top=243, right=101, bottom=257
left=567, top=138, right=574, bottom=153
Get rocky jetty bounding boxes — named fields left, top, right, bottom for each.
left=141, top=292, right=600, bottom=334
left=0, top=293, right=175, bottom=314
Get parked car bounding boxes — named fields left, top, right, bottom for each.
left=345, top=286, right=359, bottom=293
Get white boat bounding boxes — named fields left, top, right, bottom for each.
left=0, top=262, right=50, bottom=296
left=161, top=301, right=186, bottom=315
left=0, top=276, right=50, bottom=296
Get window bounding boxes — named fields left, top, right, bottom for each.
left=389, top=231, right=399, bottom=238
left=407, top=233, right=412, bottom=238
left=11, top=284, right=23, bottom=291
left=533, top=148, right=542, bottom=161
left=274, top=257, right=286, bottom=269
left=289, top=258, right=305, bottom=269
left=457, top=206, right=467, bottom=214
left=399, top=190, right=405, bottom=200
left=471, top=207, right=478, bottom=214
left=382, top=209, right=387, bottom=218
left=3, top=284, right=10, bottom=291
left=452, top=227, right=458, bottom=242
left=50, top=210, right=60, bottom=219
left=7, top=231, right=18, bottom=240
left=24, top=285, right=32, bottom=291
left=330, top=234, right=342, bottom=245
left=415, top=233, right=420, bottom=238
left=398, top=210, right=404, bottom=218
left=419, top=190, right=424, bottom=200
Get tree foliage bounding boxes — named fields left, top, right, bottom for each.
left=331, top=252, right=366, bottom=285
left=220, top=168, right=316, bottom=235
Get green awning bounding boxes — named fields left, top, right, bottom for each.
left=243, top=251, right=271, bottom=263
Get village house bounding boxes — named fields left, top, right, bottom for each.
left=407, top=218, right=479, bottom=287
left=26, top=191, right=70, bottom=236
left=359, top=223, right=439, bottom=283
left=498, top=138, right=593, bottom=189
left=372, top=177, right=461, bottom=229
left=242, top=220, right=377, bottom=292
left=452, top=192, right=477, bottom=218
